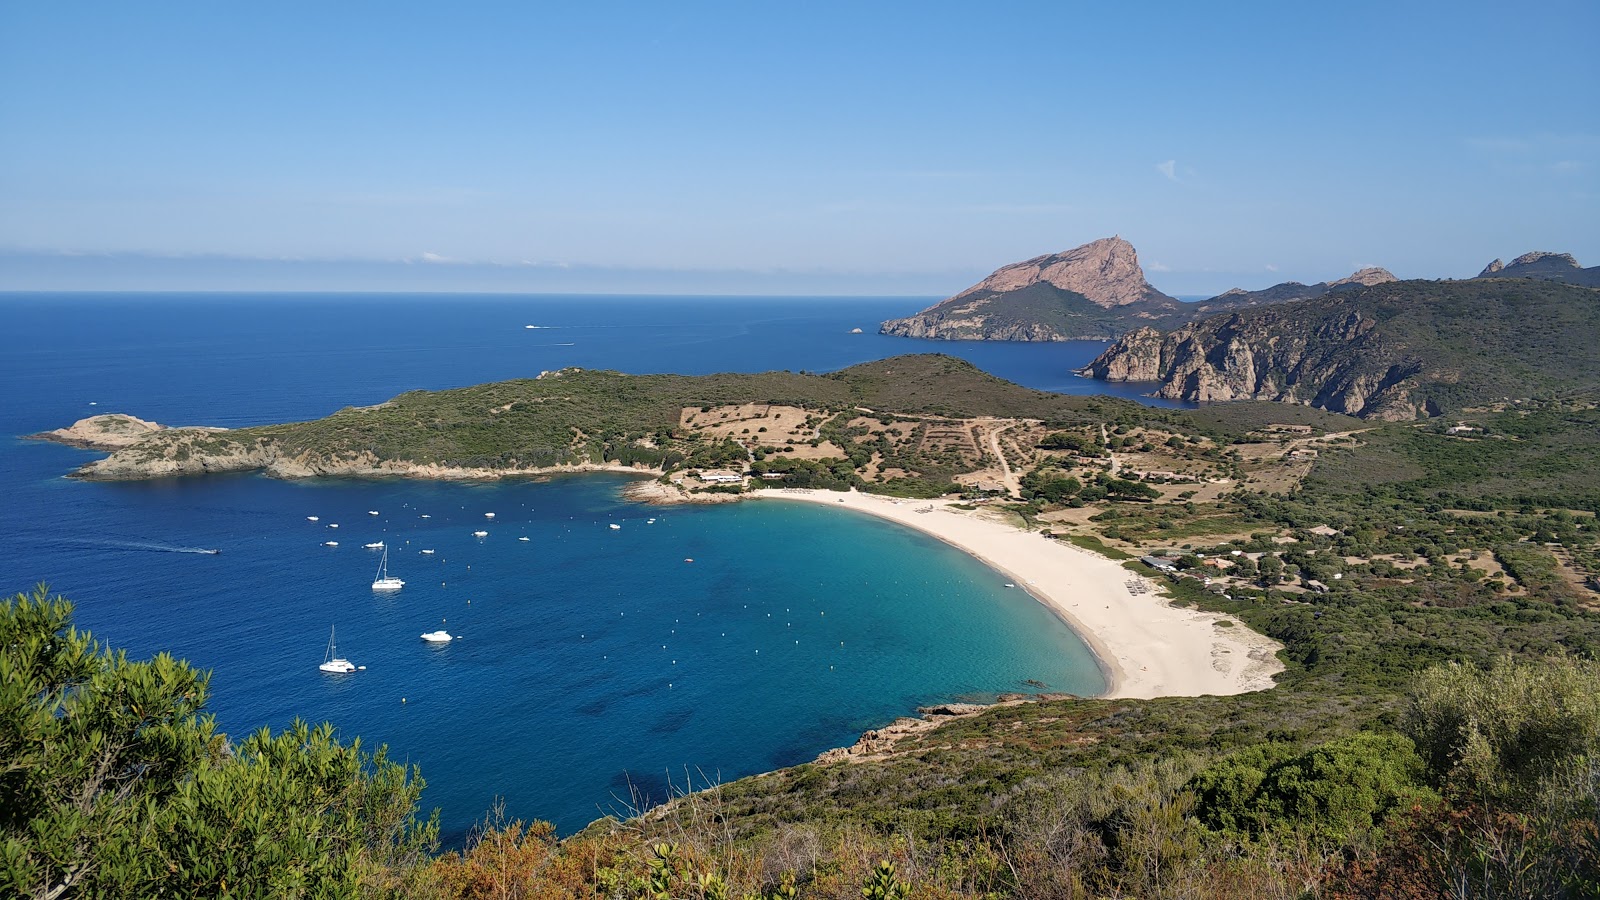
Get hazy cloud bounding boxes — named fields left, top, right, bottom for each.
left=1156, top=160, right=1178, bottom=181
left=1264, top=263, right=1279, bottom=272
left=1147, top=261, right=1171, bottom=272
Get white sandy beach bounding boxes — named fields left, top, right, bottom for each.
left=756, top=488, right=1283, bottom=700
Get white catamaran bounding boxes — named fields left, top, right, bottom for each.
left=371, top=545, right=405, bottom=591
left=320, top=626, right=356, bottom=674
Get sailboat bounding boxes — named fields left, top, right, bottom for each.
left=320, top=626, right=356, bottom=674
left=371, top=545, right=405, bottom=591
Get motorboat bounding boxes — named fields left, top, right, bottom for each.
left=420, top=630, right=453, bottom=643
left=364, top=542, right=385, bottom=549
left=323, top=541, right=339, bottom=547
left=473, top=530, right=488, bottom=537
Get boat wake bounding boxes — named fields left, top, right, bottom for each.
left=72, top=539, right=221, bottom=555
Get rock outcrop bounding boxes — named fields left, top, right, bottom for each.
left=880, top=237, right=1182, bottom=341
left=1474, top=250, right=1600, bottom=286
left=32, top=414, right=175, bottom=450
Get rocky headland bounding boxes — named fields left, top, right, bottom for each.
left=879, top=237, right=1185, bottom=341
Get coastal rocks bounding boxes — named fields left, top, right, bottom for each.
left=879, top=237, right=1180, bottom=341
left=32, top=413, right=178, bottom=450
left=621, top=479, right=743, bottom=505
left=1478, top=258, right=1505, bottom=277
left=814, top=698, right=1049, bottom=764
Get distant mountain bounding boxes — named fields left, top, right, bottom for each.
left=1082, top=279, right=1600, bottom=419
left=879, top=237, right=1187, bottom=341
left=1191, top=267, right=1397, bottom=313
left=1475, top=250, right=1600, bottom=287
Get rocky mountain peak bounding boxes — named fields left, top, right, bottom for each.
left=1510, top=251, right=1580, bottom=269
left=952, top=236, right=1167, bottom=308
left=1478, top=259, right=1505, bottom=277
left=1328, top=267, right=1398, bottom=288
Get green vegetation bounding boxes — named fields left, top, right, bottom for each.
left=1, top=587, right=436, bottom=898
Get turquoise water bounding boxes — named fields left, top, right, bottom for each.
left=0, top=294, right=1131, bottom=839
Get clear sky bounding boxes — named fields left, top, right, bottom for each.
left=2, top=1, right=1596, bottom=296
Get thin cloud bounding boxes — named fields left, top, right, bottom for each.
left=1156, top=160, right=1178, bottom=181
left=1264, top=264, right=1279, bottom=272
left=1147, top=261, right=1171, bottom=272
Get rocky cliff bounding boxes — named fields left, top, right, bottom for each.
left=880, top=237, right=1183, bottom=341
left=1474, top=250, right=1600, bottom=287
left=1083, top=279, right=1600, bottom=419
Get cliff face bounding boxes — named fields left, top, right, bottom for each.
left=880, top=237, right=1181, bottom=341
left=1082, top=279, right=1600, bottom=420
left=1084, top=308, right=1430, bottom=420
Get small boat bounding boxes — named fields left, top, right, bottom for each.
left=421, top=630, right=453, bottom=643
left=201, top=549, right=220, bottom=555
left=307, top=516, right=319, bottom=522
left=608, top=523, right=621, bottom=530
left=484, top=512, right=495, bottom=518
left=320, top=627, right=356, bottom=673
left=518, top=536, right=530, bottom=542
left=364, top=542, right=385, bottom=549
left=328, top=523, right=339, bottom=529
left=420, top=514, right=431, bottom=519
left=368, top=510, right=380, bottom=516
left=420, top=549, right=435, bottom=555
left=372, top=546, right=405, bottom=591
left=647, top=518, right=656, bottom=524
left=323, top=541, right=339, bottom=547
left=472, top=530, right=488, bottom=537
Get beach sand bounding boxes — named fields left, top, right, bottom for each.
left=757, top=489, right=1283, bottom=700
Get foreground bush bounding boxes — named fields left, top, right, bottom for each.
left=0, top=587, right=436, bottom=899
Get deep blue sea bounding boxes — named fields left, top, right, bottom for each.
left=0, top=293, right=1177, bottom=840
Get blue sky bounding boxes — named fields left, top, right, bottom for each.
left=1, top=1, right=1595, bottom=295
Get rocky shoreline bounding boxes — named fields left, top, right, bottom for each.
left=814, top=696, right=1074, bottom=764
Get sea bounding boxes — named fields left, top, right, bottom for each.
left=0, top=293, right=1181, bottom=841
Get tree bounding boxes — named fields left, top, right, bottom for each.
left=0, top=587, right=437, bottom=899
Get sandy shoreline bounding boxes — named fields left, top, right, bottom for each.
left=754, top=488, right=1283, bottom=700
